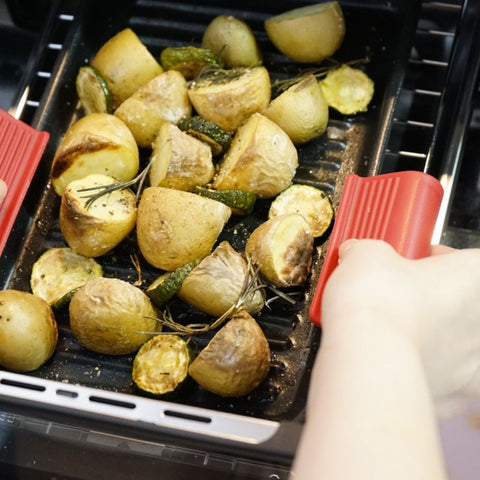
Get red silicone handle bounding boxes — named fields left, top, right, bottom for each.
left=309, top=171, right=444, bottom=326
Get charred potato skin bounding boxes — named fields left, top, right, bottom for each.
left=245, top=213, right=314, bottom=287
left=0, top=290, right=58, bottom=372
left=50, top=113, right=139, bottom=196
left=69, top=277, right=159, bottom=356
left=188, top=311, right=271, bottom=397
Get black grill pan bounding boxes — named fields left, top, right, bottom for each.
left=0, top=0, right=420, bottom=463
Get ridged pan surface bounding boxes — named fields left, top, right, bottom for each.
left=1, top=0, right=419, bottom=439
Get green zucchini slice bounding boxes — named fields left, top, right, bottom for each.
left=178, top=115, right=232, bottom=156
left=30, top=247, right=103, bottom=309
left=146, top=258, right=201, bottom=308
left=133, top=334, right=192, bottom=396
left=160, top=46, right=224, bottom=80
left=76, top=65, right=113, bottom=114
left=193, top=185, right=257, bottom=215
left=269, top=184, right=334, bottom=238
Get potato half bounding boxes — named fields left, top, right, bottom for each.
left=262, top=74, right=329, bottom=144
left=69, top=277, right=159, bottom=355
left=136, top=187, right=232, bottom=271
left=265, top=2, right=345, bottom=63
left=178, top=241, right=265, bottom=317
left=149, top=122, right=214, bottom=190
left=202, top=15, right=262, bottom=68
left=91, top=28, right=163, bottom=109
left=114, top=70, right=192, bottom=148
left=50, top=113, right=139, bottom=196
left=0, top=289, right=58, bottom=372
left=212, top=113, right=298, bottom=199
left=188, top=310, right=270, bottom=397
left=60, top=174, right=137, bottom=257
left=188, top=66, right=271, bottom=132
left=245, top=213, right=314, bottom=287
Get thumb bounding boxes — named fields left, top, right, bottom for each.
left=337, top=238, right=397, bottom=264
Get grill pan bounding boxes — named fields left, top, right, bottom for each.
left=0, top=0, right=420, bottom=463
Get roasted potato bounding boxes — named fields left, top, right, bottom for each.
left=262, top=74, right=329, bottom=144
left=136, top=187, right=232, bottom=271
left=265, top=2, right=345, bottom=63
left=149, top=122, right=214, bottom=190
left=178, top=241, right=265, bottom=317
left=50, top=113, right=139, bottom=196
left=0, top=289, right=58, bottom=372
left=202, top=15, right=262, bottom=68
left=212, top=113, right=298, bottom=198
left=69, top=277, right=159, bottom=355
left=188, top=67, right=271, bottom=132
left=91, top=28, right=163, bottom=109
left=59, top=174, right=137, bottom=257
left=188, top=310, right=270, bottom=397
left=114, top=70, right=192, bottom=148
left=245, top=213, right=314, bottom=287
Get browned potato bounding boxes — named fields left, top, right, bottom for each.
left=188, top=311, right=270, bottom=397
left=136, top=187, right=232, bottom=271
left=60, top=174, right=137, bottom=257
left=50, top=113, right=139, bottom=196
left=0, top=289, right=58, bottom=372
left=91, top=28, right=163, bottom=109
left=149, top=122, right=214, bottom=190
left=114, top=70, right=192, bottom=148
left=69, top=277, right=159, bottom=355
left=188, top=67, right=271, bottom=132
left=178, top=241, right=265, bottom=317
left=245, top=213, right=314, bottom=287
left=212, top=113, right=298, bottom=198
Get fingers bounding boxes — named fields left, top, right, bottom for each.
left=0, top=179, right=6, bottom=204
left=337, top=238, right=397, bottom=264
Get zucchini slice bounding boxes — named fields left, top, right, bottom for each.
left=133, top=334, right=192, bottom=396
left=319, top=64, right=375, bottom=115
left=160, top=46, right=224, bottom=80
left=76, top=65, right=113, bottom=114
left=146, top=258, right=201, bottom=308
left=193, top=185, right=256, bottom=215
left=268, top=184, right=334, bottom=238
left=30, top=247, right=103, bottom=309
left=178, top=116, right=232, bottom=156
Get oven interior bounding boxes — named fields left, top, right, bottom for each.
left=0, top=0, right=478, bottom=477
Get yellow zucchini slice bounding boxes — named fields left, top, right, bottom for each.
left=30, top=247, right=103, bottom=309
left=76, top=65, right=113, bottom=115
left=133, top=334, right=192, bottom=396
left=160, top=46, right=224, bottom=79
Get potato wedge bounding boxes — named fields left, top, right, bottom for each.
left=69, top=277, right=159, bottom=355
left=178, top=241, right=265, bottom=317
left=114, top=70, right=192, bottom=148
left=202, top=15, right=262, bottom=68
left=262, top=74, right=329, bottom=144
left=91, top=28, right=163, bottom=109
left=60, top=174, right=137, bottom=257
left=212, top=113, right=298, bottom=199
left=188, top=66, right=270, bottom=132
left=136, top=187, right=231, bottom=271
left=0, top=289, right=58, bottom=372
left=188, top=311, right=270, bottom=397
left=265, top=2, right=345, bottom=63
left=245, top=213, right=314, bottom=287
left=50, top=113, right=139, bottom=196
left=149, top=122, right=214, bottom=190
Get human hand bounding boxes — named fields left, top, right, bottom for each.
left=321, top=239, right=480, bottom=418
left=0, top=179, right=6, bottom=204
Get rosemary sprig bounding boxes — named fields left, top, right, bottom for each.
left=79, top=156, right=155, bottom=209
